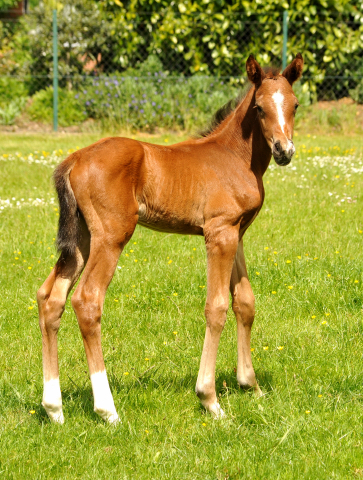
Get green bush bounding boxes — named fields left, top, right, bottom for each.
left=26, top=86, right=86, bottom=126
left=0, top=77, right=27, bottom=106
left=0, top=97, right=26, bottom=125
left=75, top=56, right=239, bottom=131
left=8, top=0, right=362, bottom=102
left=350, top=76, right=363, bottom=105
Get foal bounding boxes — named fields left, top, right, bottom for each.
left=37, top=54, right=303, bottom=423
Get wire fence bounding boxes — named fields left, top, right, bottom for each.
left=1, top=6, right=363, bottom=129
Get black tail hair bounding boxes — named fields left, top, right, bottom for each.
left=53, top=154, right=80, bottom=257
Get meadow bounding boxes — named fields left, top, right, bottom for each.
left=0, top=131, right=363, bottom=479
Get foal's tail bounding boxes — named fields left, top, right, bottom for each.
left=53, top=152, right=80, bottom=258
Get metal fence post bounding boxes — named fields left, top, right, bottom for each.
left=52, top=8, right=58, bottom=132
left=282, top=10, right=288, bottom=70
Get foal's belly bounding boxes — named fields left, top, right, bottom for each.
left=137, top=202, right=204, bottom=235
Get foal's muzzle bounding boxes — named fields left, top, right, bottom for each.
left=272, top=139, right=295, bottom=166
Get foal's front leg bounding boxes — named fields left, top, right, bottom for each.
left=195, top=225, right=239, bottom=416
left=230, top=240, right=261, bottom=395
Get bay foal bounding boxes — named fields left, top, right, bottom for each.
left=37, top=54, right=303, bottom=423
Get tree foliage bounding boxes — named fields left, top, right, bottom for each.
left=1, top=0, right=363, bottom=101
left=0, top=0, right=18, bottom=10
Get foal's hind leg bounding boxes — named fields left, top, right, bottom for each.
left=71, top=226, right=135, bottom=424
left=37, top=241, right=88, bottom=423
left=230, top=240, right=261, bottom=396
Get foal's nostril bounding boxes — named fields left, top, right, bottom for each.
left=273, top=140, right=282, bottom=155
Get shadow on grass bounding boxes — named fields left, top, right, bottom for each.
left=26, top=366, right=275, bottom=423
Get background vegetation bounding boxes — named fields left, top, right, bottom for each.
left=0, top=0, right=362, bottom=129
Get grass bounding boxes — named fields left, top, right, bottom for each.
left=0, top=131, right=363, bottom=479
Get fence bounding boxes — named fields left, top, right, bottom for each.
left=1, top=5, right=363, bottom=131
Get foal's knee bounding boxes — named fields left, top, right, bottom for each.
left=37, top=287, right=65, bottom=333
left=232, top=290, right=255, bottom=325
left=71, top=289, right=102, bottom=337
left=205, top=299, right=229, bottom=331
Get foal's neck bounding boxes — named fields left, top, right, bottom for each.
left=214, top=86, right=272, bottom=176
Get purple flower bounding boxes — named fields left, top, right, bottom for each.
left=95, top=90, right=99, bottom=94
left=85, top=101, right=90, bottom=106
left=140, top=109, right=144, bottom=113
left=152, top=101, right=156, bottom=106
left=83, top=90, right=87, bottom=94
left=75, top=94, right=79, bottom=99
left=131, top=94, right=135, bottom=98
left=188, top=94, right=192, bottom=98
left=115, top=94, right=119, bottom=98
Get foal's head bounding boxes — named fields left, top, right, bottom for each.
left=246, top=53, right=304, bottom=166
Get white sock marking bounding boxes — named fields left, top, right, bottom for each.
left=43, top=377, right=64, bottom=424
left=91, top=370, right=120, bottom=424
left=272, top=91, right=286, bottom=134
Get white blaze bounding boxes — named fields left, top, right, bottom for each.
left=272, top=91, right=286, bottom=134
left=90, top=370, right=120, bottom=424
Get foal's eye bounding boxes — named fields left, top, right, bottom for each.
left=294, top=103, right=299, bottom=113
left=255, top=105, right=263, bottom=115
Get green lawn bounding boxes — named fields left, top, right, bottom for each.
left=0, top=132, right=363, bottom=479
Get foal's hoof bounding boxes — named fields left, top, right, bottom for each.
left=42, top=402, right=64, bottom=424
left=107, top=413, right=121, bottom=425
left=209, top=401, right=226, bottom=419
left=238, top=380, right=263, bottom=398
left=94, top=407, right=121, bottom=425
left=254, top=385, right=263, bottom=398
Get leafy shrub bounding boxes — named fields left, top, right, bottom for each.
left=0, top=97, right=26, bottom=125
left=0, top=77, right=27, bottom=106
left=75, top=55, right=239, bottom=131
left=350, top=78, right=363, bottom=105
left=26, top=86, right=85, bottom=126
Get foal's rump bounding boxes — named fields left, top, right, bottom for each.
left=54, top=137, right=146, bottom=257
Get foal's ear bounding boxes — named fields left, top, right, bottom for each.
left=246, top=54, right=266, bottom=87
left=282, top=53, right=304, bottom=85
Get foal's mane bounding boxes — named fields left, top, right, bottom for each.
left=198, top=67, right=281, bottom=138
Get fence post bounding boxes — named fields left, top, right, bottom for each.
left=52, top=8, right=58, bottom=132
left=282, top=10, right=288, bottom=70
